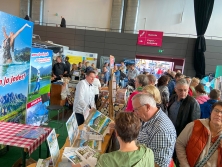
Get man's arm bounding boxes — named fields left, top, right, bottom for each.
left=190, top=99, right=201, bottom=121
left=75, top=82, right=88, bottom=111
left=152, top=132, right=176, bottom=167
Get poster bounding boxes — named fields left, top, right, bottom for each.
left=66, top=113, right=79, bottom=146
left=26, top=48, right=53, bottom=125
left=0, top=11, right=33, bottom=123
left=109, top=55, right=115, bottom=69
left=47, top=129, right=60, bottom=167
left=64, top=50, right=98, bottom=67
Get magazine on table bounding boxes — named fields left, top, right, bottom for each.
left=16, top=127, right=46, bottom=139
left=63, top=146, right=100, bottom=167
left=66, top=113, right=79, bottom=146
left=84, top=109, right=112, bottom=136
left=47, top=129, right=60, bottom=167
left=36, top=159, right=50, bottom=167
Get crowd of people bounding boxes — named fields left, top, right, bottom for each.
left=51, top=57, right=222, bottom=167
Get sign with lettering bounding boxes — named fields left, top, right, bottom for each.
left=26, top=48, right=52, bottom=126
left=0, top=11, right=33, bottom=123
left=137, top=30, right=163, bottom=47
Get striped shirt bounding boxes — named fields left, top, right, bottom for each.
left=137, top=109, right=177, bottom=167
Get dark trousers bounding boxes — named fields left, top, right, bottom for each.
left=75, top=113, right=84, bottom=126
left=95, top=94, right=98, bottom=104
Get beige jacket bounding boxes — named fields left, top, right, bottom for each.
left=176, top=119, right=222, bottom=167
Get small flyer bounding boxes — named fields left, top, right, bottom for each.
left=47, top=129, right=60, bottom=167
left=66, top=113, right=79, bottom=146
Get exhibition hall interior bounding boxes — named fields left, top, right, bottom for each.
left=0, top=0, right=222, bottom=167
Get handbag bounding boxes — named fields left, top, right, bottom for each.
left=195, top=134, right=222, bottom=167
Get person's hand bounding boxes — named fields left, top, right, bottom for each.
left=71, top=163, right=81, bottom=167
left=109, top=122, right=115, bottom=129
left=53, top=74, right=57, bottom=78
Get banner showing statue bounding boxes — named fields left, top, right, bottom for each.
left=0, top=11, right=33, bottom=123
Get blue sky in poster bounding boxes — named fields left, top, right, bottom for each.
left=30, top=48, right=53, bottom=69
left=0, top=11, right=33, bottom=50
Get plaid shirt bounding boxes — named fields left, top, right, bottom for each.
left=137, top=109, right=177, bottom=167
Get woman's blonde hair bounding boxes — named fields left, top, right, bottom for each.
left=190, top=77, right=200, bottom=86
left=142, top=85, right=162, bottom=104
left=85, top=61, right=90, bottom=67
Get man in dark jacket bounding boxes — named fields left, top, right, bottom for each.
left=60, top=16, right=66, bottom=28
left=52, top=56, right=68, bottom=81
left=168, top=78, right=200, bottom=136
left=65, top=57, right=71, bottom=76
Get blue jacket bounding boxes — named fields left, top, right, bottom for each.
left=200, top=99, right=217, bottom=119
left=168, top=79, right=176, bottom=96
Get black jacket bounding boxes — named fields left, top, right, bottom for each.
left=168, top=94, right=200, bottom=136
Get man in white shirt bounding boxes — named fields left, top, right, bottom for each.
left=73, top=71, right=96, bottom=125
left=92, top=70, right=101, bottom=105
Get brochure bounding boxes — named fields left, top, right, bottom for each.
left=47, top=129, right=60, bottom=167
left=66, top=113, right=79, bottom=146
left=63, top=146, right=100, bottom=167
left=16, top=127, right=46, bottom=139
left=74, top=139, right=102, bottom=151
left=79, top=126, right=103, bottom=141
left=62, top=147, right=78, bottom=162
left=36, top=159, right=49, bottom=167
left=84, top=110, right=112, bottom=136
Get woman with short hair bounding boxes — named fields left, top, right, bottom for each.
left=125, top=74, right=148, bottom=112
left=96, top=112, right=154, bottom=167
left=176, top=101, right=222, bottom=167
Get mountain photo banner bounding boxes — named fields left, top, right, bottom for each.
left=26, top=48, right=52, bottom=126
left=0, top=11, right=33, bottom=123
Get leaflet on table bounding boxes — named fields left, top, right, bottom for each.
left=63, top=146, right=100, bottom=167
left=74, top=139, right=102, bottom=151
left=62, top=147, right=78, bottom=162
left=66, top=113, right=79, bottom=146
left=84, top=110, right=112, bottom=136
left=47, top=129, right=60, bottom=167
left=16, top=127, right=46, bottom=139
left=36, top=159, right=49, bottom=167
left=79, top=129, right=103, bottom=141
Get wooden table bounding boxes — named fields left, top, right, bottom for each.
left=27, top=125, right=113, bottom=167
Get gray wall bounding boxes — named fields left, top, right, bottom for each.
left=33, top=25, right=222, bottom=77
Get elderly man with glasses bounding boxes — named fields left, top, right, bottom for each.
left=132, top=93, right=177, bottom=167
left=168, top=78, right=200, bottom=136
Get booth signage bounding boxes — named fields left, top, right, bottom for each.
left=137, top=30, right=163, bottom=47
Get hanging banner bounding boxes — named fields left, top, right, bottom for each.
left=137, top=30, right=163, bottom=47
left=26, top=48, right=53, bottom=126
left=0, top=11, right=33, bottom=123
left=64, top=50, right=98, bottom=67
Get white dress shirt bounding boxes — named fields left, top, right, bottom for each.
left=92, top=78, right=101, bottom=95
left=73, top=79, right=95, bottom=114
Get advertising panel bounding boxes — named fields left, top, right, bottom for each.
left=26, top=48, right=52, bottom=125
left=64, top=50, right=98, bottom=67
left=0, top=11, right=33, bottom=123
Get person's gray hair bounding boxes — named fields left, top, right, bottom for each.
left=176, top=78, right=189, bottom=87
left=147, top=74, right=156, bottom=84
left=132, top=93, right=156, bottom=108
left=136, top=74, right=148, bottom=87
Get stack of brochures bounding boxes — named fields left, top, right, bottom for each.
left=16, top=127, right=46, bottom=139
left=63, top=146, right=100, bottom=167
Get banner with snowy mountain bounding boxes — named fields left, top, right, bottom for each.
left=26, top=48, right=52, bottom=126
left=0, top=11, right=33, bottom=123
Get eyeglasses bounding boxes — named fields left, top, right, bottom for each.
left=212, top=108, right=222, bottom=115
left=133, top=104, right=145, bottom=112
